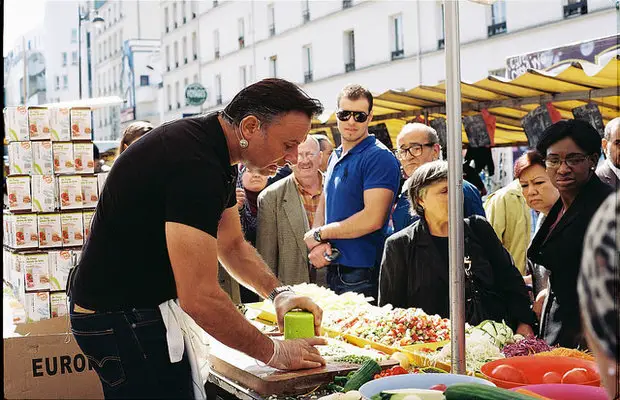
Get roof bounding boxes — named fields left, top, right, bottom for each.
left=312, top=55, right=619, bottom=147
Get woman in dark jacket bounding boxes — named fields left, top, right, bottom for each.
left=528, top=119, right=613, bottom=348
left=379, top=160, right=536, bottom=335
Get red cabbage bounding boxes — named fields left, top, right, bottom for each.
left=502, top=335, right=552, bottom=357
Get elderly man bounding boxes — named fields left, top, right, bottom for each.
left=257, top=136, right=326, bottom=286
left=597, top=117, right=620, bottom=190
left=313, top=134, right=334, bottom=173
left=391, top=123, right=485, bottom=233
left=304, top=84, right=401, bottom=300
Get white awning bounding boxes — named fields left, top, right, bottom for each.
left=37, top=96, right=126, bottom=110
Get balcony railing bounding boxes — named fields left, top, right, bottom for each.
left=438, top=38, right=445, bottom=49
left=304, top=72, right=313, bottom=83
left=564, top=0, right=587, bottom=18
left=216, top=96, right=222, bottom=105
left=343, top=0, right=352, bottom=9
left=214, top=50, right=220, bottom=59
left=345, top=61, right=355, bottom=73
left=487, top=21, right=507, bottom=37
left=268, top=24, right=276, bottom=37
left=391, top=49, right=404, bottom=60
left=302, top=10, right=310, bottom=23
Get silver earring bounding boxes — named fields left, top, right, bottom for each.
left=239, top=139, right=249, bottom=149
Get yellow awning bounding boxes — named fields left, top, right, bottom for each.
left=312, top=56, right=620, bottom=147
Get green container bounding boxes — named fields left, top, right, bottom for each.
left=283, top=311, right=315, bottom=339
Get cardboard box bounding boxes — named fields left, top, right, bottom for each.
left=7, top=175, right=32, bottom=212
left=49, top=293, right=69, bottom=318
left=38, top=213, right=63, bottom=249
left=32, top=175, right=58, bottom=213
left=70, top=108, right=93, bottom=140
left=24, top=253, right=51, bottom=292
left=4, top=212, right=15, bottom=247
left=82, top=210, right=96, bottom=239
left=25, top=292, right=51, bottom=322
left=61, top=213, right=84, bottom=247
left=13, top=214, right=39, bottom=249
left=4, top=106, right=29, bottom=142
left=28, top=107, right=52, bottom=141
left=97, top=172, right=109, bottom=193
left=32, top=141, right=54, bottom=175
left=49, top=108, right=71, bottom=141
left=3, top=317, right=104, bottom=399
left=48, top=250, right=73, bottom=291
left=81, top=176, right=99, bottom=208
left=58, top=176, right=83, bottom=210
left=52, top=142, right=75, bottom=174
left=73, top=142, right=95, bottom=174
left=8, top=141, right=33, bottom=175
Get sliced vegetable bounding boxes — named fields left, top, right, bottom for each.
left=390, top=352, right=411, bottom=369
left=343, top=359, right=382, bottom=392
left=534, top=347, right=595, bottom=361
left=428, top=384, right=447, bottom=392
left=444, top=383, right=544, bottom=400
left=381, top=389, right=445, bottom=400
left=501, top=336, right=552, bottom=357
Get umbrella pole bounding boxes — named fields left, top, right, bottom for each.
left=444, top=0, right=466, bottom=375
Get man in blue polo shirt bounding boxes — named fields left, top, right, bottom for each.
left=304, top=84, right=400, bottom=300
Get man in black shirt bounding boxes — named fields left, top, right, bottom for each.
left=68, top=79, right=326, bottom=398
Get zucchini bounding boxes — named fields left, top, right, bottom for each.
left=444, top=383, right=542, bottom=400
left=342, top=359, right=381, bottom=392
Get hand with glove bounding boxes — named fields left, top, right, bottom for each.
left=267, top=337, right=328, bottom=370
left=273, top=290, right=323, bottom=335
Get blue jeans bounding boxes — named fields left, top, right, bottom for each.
left=69, top=302, right=193, bottom=399
left=327, top=264, right=378, bottom=303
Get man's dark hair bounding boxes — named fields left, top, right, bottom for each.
left=337, top=84, right=373, bottom=113
left=536, top=119, right=602, bottom=157
left=223, top=78, right=323, bottom=127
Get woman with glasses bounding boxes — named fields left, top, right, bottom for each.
left=528, top=119, right=613, bottom=348
left=379, top=160, right=536, bottom=335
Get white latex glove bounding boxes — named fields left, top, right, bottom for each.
left=267, top=337, right=327, bottom=370
left=273, top=291, right=323, bottom=335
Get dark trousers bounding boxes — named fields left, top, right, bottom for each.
left=327, top=264, right=378, bottom=303
left=69, top=302, right=194, bottom=399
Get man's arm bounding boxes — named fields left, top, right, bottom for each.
left=312, top=192, right=325, bottom=229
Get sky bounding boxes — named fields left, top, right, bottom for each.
left=3, top=0, right=47, bottom=56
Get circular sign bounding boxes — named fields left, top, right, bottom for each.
left=185, top=83, right=208, bottom=106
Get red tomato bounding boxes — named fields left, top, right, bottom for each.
left=562, top=368, right=590, bottom=384
left=390, top=366, right=408, bottom=375
left=542, top=371, right=562, bottom=384
left=429, top=384, right=448, bottom=392
left=491, top=364, right=528, bottom=384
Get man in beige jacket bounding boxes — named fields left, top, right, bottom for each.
left=256, top=136, right=327, bottom=286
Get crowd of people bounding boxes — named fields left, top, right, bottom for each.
left=62, top=78, right=618, bottom=399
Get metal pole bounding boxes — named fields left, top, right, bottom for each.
left=444, top=0, right=466, bottom=375
left=78, top=7, right=83, bottom=100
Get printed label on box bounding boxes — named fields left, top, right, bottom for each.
left=7, top=176, right=32, bottom=211
left=8, top=141, right=33, bottom=175
left=58, top=176, right=83, bottom=210
left=49, top=107, right=71, bottom=141
left=4, top=106, right=29, bottom=142
left=14, top=214, right=39, bottom=249
left=49, top=250, right=73, bottom=291
left=50, top=292, right=69, bottom=318
left=81, top=176, right=99, bottom=208
left=73, top=142, right=95, bottom=174
left=82, top=210, right=96, bottom=239
left=38, top=213, right=63, bottom=249
left=61, top=212, right=84, bottom=247
left=52, top=142, right=75, bottom=174
left=25, top=292, right=51, bottom=322
left=32, top=141, right=54, bottom=175
left=70, top=108, right=93, bottom=140
left=31, top=175, right=57, bottom=213
left=28, top=107, right=52, bottom=140
left=24, top=253, right=50, bottom=292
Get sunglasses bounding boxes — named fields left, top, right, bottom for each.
left=336, top=110, right=369, bottom=123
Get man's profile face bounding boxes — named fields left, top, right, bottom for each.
left=602, top=126, right=620, bottom=169
left=318, top=140, right=333, bottom=172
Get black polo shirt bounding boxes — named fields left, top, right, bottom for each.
left=69, top=113, right=238, bottom=310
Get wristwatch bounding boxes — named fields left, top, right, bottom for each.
left=313, top=228, right=324, bottom=243
left=268, top=285, right=294, bottom=302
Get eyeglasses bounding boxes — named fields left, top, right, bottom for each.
left=298, top=151, right=319, bottom=159
left=336, top=110, right=369, bottom=123
left=395, top=143, right=435, bottom=159
left=544, top=154, right=588, bottom=169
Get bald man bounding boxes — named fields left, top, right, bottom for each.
left=597, top=117, right=620, bottom=190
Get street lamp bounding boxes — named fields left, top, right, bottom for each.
left=78, top=6, right=105, bottom=99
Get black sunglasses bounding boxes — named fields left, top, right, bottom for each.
left=336, top=110, right=369, bottom=123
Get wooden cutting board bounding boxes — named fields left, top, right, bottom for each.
left=209, top=338, right=398, bottom=396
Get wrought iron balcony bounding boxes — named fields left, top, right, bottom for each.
left=487, top=21, right=507, bottom=37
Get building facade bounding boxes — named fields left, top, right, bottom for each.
left=177, top=0, right=617, bottom=120
left=4, top=29, right=46, bottom=106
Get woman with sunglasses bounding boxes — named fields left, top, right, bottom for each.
left=528, top=119, right=613, bottom=348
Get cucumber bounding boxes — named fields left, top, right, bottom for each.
left=342, top=359, right=381, bottom=392
left=444, top=383, right=541, bottom=400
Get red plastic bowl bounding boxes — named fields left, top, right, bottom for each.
left=510, top=384, right=607, bottom=400
left=480, top=356, right=600, bottom=389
